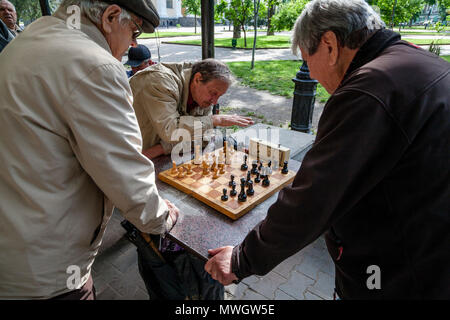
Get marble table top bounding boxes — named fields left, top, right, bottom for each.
left=152, top=155, right=302, bottom=261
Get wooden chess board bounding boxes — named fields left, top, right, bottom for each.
left=158, top=148, right=296, bottom=220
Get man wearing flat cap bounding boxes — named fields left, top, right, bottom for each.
left=0, top=0, right=179, bottom=299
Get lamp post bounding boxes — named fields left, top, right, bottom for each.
left=291, top=61, right=318, bottom=133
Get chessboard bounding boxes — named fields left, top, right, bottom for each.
left=158, top=147, right=296, bottom=220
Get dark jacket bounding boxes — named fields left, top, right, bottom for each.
left=0, top=19, right=14, bottom=53
left=232, top=29, right=450, bottom=299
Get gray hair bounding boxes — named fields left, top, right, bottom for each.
left=291, top=0, right=385, bottom=56
left=191, top=59, right=234, bottom=85
left=0, top=0, right=15, bottom=11
left=57, top=0, right=131, bottom=25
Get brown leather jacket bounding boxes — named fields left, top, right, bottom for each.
left=232, top=29, right=450, bottom=299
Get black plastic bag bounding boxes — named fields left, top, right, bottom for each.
left=121, top=220, right=224, bottom=300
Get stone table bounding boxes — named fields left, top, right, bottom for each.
left=152, top=155, right=302, bottom=261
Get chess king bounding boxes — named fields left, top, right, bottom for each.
left=129, top=59, right=254, bottom=160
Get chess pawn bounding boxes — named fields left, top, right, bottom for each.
left=177, top=167, right=185, bottom=179
left=212, top=168, right=219, bottom=179
left=251, top=160, right=258, bottom=175
left=229, top=174, right=235, bottom=187
left=241, top=155, right=248, bottom=171
left=238, top=178, right=247, bottom=202
left=221, top=188, right=229, bottom=201
left=254, top=171, right=261, bottom=183
left=246, top=180, right=254, bottom=196
left=246, top=170, right=252, bottom=187
left=219, top=164, right=225, bottom=175
left=171, top=161, right=177, bottom=174
left=281, top=161, right=289, bottom=174
left=202, top=161, right=209, bottom=175
left=230, top=183, right=237, bottom=197
left=186, top=164, right=192, bottom=175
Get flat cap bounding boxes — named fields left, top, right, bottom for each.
left=102, top=0, right=160, bottom=33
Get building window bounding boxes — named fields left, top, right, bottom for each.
left=166, top=0, right=173, bottom=9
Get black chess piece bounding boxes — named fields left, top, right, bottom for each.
left=229, top=174, right=235, bottom=187
left=254, top=171, right=261, bottom=183
left=238, top=178, right=247, bottom=202
left=246, top=180, right=254, bottom=196
left=221, top=188, right=229, bottom=201
left=268, top=160, right=272, bottom=168
left=246, top=171, right=252, bottom=186
left=258, top=161, right=263, bottom=172
left=262, top=174, right=270, bottom=187
left=251, top=161, right=258, bottom=175
left=230, top=184, right=237, bottom=196
left=241, top=155, right=248, bottom=171
left=281, top=161, right=289, bottom=174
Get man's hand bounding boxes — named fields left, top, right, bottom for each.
left=204, top=246, right=238, bottom=285
left=212, top=114, right=254, bottom=127
left=164, top=199, right=179, bottom=231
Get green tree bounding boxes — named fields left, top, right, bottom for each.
left=271, top=0, right=309, bottom=31
left=265, top=0, right=281, bottom=35
left=228, top=0, right=253, bottom=46
left=182, top=0, right=201, bottom=33
left=375, top=0, right=424, bottom=27
left=11, top=0, right=59, bottom=24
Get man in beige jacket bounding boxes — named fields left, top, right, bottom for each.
left=0, top=0, right=179, bottom=299
left=129, top=59, right=254, bottom=159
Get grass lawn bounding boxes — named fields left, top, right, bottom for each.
left=226, top=60, right=330, bottom=103
left=139, top=31, right=200, bottom=38
left=169, top=35, right=291, bottom=49
left=168, top=35, right=450, bottom=47
left=406, top=38, right=450, bottom=45
left=441, top=55, right=450, bottom=63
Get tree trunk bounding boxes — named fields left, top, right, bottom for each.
left=194, top=14, right=197, bottom=34
left=242, top=25, right=247, bottom=47
left=233, top=21, right=241, bottom=38
left=267, top=4, right=275, bottom=36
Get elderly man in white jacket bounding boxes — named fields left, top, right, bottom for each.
left=0, top=0, right=179, bottom=299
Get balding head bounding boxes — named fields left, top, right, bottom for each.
left=0, top=0, right=17, bottom=30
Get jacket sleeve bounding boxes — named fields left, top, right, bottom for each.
left=63, top=63, right=171, bottom=235
left=232, top=90, right=410, bottom=279
left=132, top=72, right=213, bottom=155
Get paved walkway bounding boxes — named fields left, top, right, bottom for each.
left=92, top=209, right=335, bottom=300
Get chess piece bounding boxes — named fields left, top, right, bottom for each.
left=262, top=174, right=270, bottom=187
left=177, top=167, right=185, bottom=179
left=254, top=171, right=261, bottom=183
left=246, top=171, right=252, bottom=187
left=251, top=160, right=258, bottom=175
left=230, top=184, right=237, bottom=196
left=202, top=161, right=209, bottom=175
left=258, top=161, right=263, bottom=172
left=186, top=163, right=192, bottom=175
left=221, top=188, right=229, bottom=201
left=171, top=161, right=177, bottom=174
left=212, top=168, right=219, bottom=179
left=241, top=155, right=248, bottom=171
left=238, top=178, right=247, bottom=202
left=246, top=180, right=254, bottom=196
left=218, top=150, right=225, bottom=164
left=219, top=164, right=225, bottom=175
left=211, top=160, right=217, bottom=172
left=229, top=174, right=235, bottom=187
left=281, top=161, right=289, bottom=174
left=194, top=145, right=202, bottom=165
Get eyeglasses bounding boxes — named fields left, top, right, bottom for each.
left=130, top=18, right=143, bottom=40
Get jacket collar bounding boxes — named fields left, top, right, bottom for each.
left=343, top=28, right=401, bottom=81
left=53, top=8, right=112, bottom=55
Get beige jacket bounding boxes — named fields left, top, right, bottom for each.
left=0, top=11, right=171, bottom=299
left=129, top=63, right=214, bottom=154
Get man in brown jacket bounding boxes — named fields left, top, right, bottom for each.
left=205, top=0, right=450, bottom=299
left=129, top=59, right=254, bottom=159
